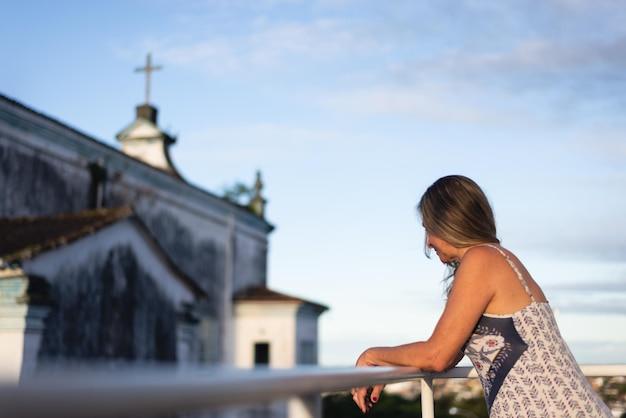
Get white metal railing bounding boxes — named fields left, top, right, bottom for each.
left=0, top=364, right=624, bottom=418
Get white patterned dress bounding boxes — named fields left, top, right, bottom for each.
left=463, top=244, right=612, bottom=417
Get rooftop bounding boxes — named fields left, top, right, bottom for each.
left=234, top=285, right=329, bottom=312
left=0, top=207, right=133, bottom=264
left=0, top=206, right=207, bottom=298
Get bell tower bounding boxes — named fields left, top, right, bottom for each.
left=116, top=53, right=180, bottom=176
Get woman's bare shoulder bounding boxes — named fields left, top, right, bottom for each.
left=454, top=245, right=507, bottom=287
left=458, top=245, right=515, bottom=283
left=461, top=244, right=507, bottom=266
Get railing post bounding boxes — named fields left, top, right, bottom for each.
left=420, top=376, right=434, bottom=418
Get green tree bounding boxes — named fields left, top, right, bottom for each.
left=221, top=181, right=251, bottom=205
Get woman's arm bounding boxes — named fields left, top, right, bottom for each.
left=362, top=247, right=496, bottom=370
left=352, top=247, right=497, bottom=412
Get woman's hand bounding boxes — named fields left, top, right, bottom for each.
left=351, top=349, right=385, bottom=414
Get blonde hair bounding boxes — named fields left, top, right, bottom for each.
left=418, top=175, right=500, bottom=285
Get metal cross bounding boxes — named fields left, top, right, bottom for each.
left=134, top=53, right=162, bottom=104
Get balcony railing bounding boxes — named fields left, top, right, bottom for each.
left=0, top=364, right=624, bottom=418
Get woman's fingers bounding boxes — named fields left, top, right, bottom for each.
left=351, top=390, right=362, bottom=413
left=358, top=388, right=368, bottom=413
left=351, top=386, right=373, bottom=414
left=353, top=348, right=379, bottom=413
left=351, top=387, right=364, bottom=413
left=370, top=384, right=385, bottom=404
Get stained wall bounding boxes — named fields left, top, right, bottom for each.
left=0, top=95, right=273, bottom=364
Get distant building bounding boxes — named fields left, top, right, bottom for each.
left=0, top=92, right=328, bottom=418
left=234, top=286, right=328, bottom=418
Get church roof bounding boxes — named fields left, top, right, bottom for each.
left=233, top=285, right=329, bottom=312
left=0, top=207, right=207, bottom=298
left=0, top=93, right=274, bottom=232
left=0, top=207, right=133, bottom=263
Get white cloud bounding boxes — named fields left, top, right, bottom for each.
left=248, top=19, right=382, bottom=59
left=169, top=122, right=349, bottom=179
left=574, top=131, right=626, bottom=164
left=555, top=298, right=626, bottom=316
left=518, top=220, right=626, bottom=263
left=544, top=271, right=626, bottom=315
left=319, top=81, right=537, bottom=125
left=545, top=0, right=623, bottom=13
left=392, top=36, right=626, bottom=95
left=549, top=287, right=626, bottom=316
left=111, top=1, right=626, bottom=120
left=119, top=18, right=387, bottom=76
left=549, top=277, right=626, bottom=293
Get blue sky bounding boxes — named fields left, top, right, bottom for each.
left=3, top=0, right=626, bottom=366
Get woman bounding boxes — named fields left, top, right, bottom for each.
left=352, top=175, right=611, bottom=417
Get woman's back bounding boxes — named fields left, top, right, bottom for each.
left=464, top=244, right=611, bottom=417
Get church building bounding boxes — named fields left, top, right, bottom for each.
left=0, top=57, right=327, bottom=418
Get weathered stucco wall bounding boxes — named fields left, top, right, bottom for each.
left=0, top=97, right=272, bottom=365
left=137, top=205, right=226, bottom=315
left=0, top=96, right=274, bottom=371
left=0, top=138, right=89, bottom=217
left=36, top=245, right=178, bottom=362
left=233, top=233, right=268, bottom=293
left=0, top=134, right=233, bottom=315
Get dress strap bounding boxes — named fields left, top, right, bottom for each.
left=471, top=243, right=536, bottom=302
